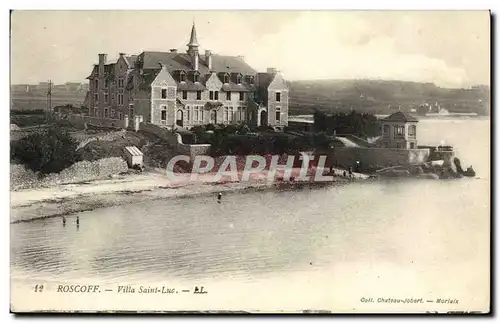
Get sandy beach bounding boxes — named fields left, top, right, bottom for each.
left=10, top=167, right=365, bottom=223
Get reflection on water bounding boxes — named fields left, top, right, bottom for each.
left=10, top=119, right=490, bottom=285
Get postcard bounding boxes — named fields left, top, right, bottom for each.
left=10, top=10, right=491, bottom=314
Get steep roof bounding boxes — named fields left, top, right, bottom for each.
left=383, top=111, right=418, bottom=122
left=139, top=51, right=257, bottom=76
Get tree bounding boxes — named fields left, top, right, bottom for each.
left=11, top=126, right=80, bottom=174
left=313, top=109, right=328, bottom=132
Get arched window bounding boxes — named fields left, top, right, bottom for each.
left=383, top=124, right=390, bottom=135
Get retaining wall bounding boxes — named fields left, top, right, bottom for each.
left=329, top=147, right=430, bottom=169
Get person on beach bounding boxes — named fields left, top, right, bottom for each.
left=76, top=216, right=80, bottom=226
left=62, top=216, right=66, bottom=226
left=217, top=192, right=222, bottom=203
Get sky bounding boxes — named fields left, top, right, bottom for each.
left=10, top=10, right=490, bottom=88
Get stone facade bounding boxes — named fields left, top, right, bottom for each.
left=379, top=112, right=419, bottom=149
left=85, top=24, right=289, bottom=130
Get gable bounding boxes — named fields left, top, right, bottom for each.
left=205, top=73, right=223, bottom=90
left=151, top=67, right=177, bottom=87
left=115, top=56, right=129, bottom=75
left=268, top=73, right=288, bottom=91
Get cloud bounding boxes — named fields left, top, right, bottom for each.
left=245, top=12, right=471, bottom=88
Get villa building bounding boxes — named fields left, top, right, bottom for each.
left=85, top=23, right=289, bottom=129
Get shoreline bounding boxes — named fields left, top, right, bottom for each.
left=11, top=169, right=362, bottom=224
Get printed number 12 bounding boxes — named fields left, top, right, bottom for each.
left=34, top=285, right=44, bottom=292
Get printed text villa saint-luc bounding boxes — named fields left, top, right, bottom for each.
left=51, top=284, right=208, bottom=294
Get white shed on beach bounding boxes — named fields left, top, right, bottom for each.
left=123, top=146, right=144, bottom=168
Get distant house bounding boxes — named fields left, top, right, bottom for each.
left=379, top=111, right=418, bottom=149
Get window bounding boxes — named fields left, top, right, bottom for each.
left=229, top=106, right=234, bottom=122
left=383, top=124, right=390, bottom=135
left=194, top=107, right=199, bottom=122
left=187, top=107, right=190, bottom=122
left=94, top=80, right=99, bottom=91
left=104, top=79, right=109, bottom=89
left=239, top=108, right=245, bottom=121
left=180, top=72, right=186, bottom=82
left=224, top=106, right=229, bottom=122
left=394, top=125, right=405, bottom=136
left=275, top=92, right=281, bottom=102
left=236, top=74, right=242, bottom=84
left=223, top=74, right=229, bottom=84
left=161, top=106, right=167, bottom=121
left=196, top=91, right=202, bottom=100
left=94, top=93, right=99, bottom=102
left=119, top=112, right=123, bottom=120
left=226, top=91, right=231, bottom=101
left=118, top=94, right=124, bottom=105
left=193, top=73, right=200, bottom=83
left=214, top=91, right=219, bottom=100
left=209, top=91, right=214, bottom=100
left=94, top=107, right=98, bottom=117
left=112, top=93, right=115, bottom=102
left=161, top=88, right=167, bottom=99
left=104, top=93, right=109, bottom=102
left=111, top=109, right=115, bottom=118
left=118, top=78, right=124, bottom=89
left=239, top=92, right=244, bottom=101
left=182, top=91, right=187, bottom=100
left=246, top=75, right=254, bottom=84
left=201, top=109, right=204, bottom=122
left=129, top=105, right=134, bottom=118
left=275, top=106, right=281, bottom=123
left=409, top=125, right=417, bottom=136
left=104, top=108, right=108, bottom=118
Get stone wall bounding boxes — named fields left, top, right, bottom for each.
left=329, top=147, right=430, bottom=169
left=60, top=114, right=128, bottom=129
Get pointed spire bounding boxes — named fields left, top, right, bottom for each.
left=187, top=22, right=199, bottom=48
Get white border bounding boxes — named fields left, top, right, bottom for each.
left=2, top=1, right=498, bottom=322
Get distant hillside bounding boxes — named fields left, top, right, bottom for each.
left=11, top=89, right=86, bottom=111
left=11, top=79, right=490, bottom=116
left=288, top=79, right=490, bottom=116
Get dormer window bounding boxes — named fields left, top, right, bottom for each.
left=193, top=72, right=200, bottom=83
left=236, top=74, right=242, bottom=84
left=246, top=75, right=254, bottom=85
left=223, top=74, right=229, bottom=84
left=179, top=71, right=186, bottom=83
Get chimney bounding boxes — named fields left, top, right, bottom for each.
left=267, top=67, right=277, bottom=74
left=98, top=53, right=107, bottom=77
left=237, top=55, right=245, bottom=60
left=119, top=52, right=125, bottom=57
left=193, top=54, right=199, bottom=71
left=170, top=49, right=178, bottom=53
left=205, top=50, right=212, bottom=70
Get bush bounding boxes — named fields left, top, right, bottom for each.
left=11, top=126, right=80, bottom=174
